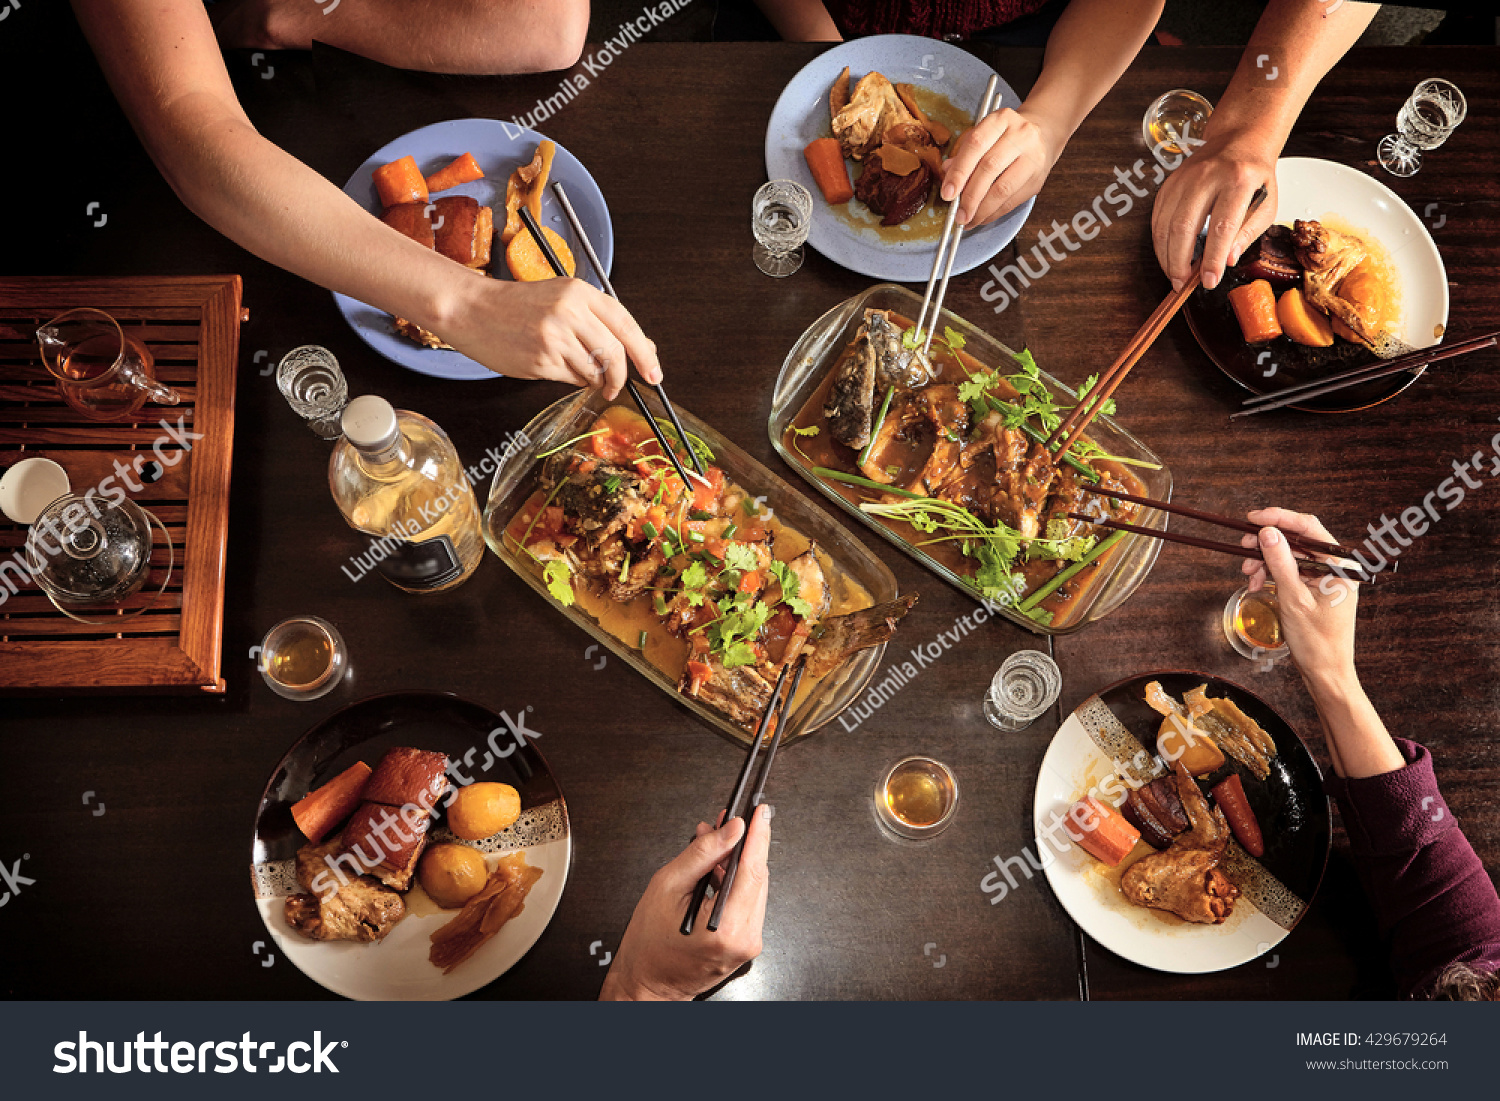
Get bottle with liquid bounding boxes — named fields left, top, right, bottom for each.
left=329, top=395, right=484, bottom=593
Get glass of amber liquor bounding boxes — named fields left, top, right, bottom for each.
left=258, top=616, right=348, bottom=700
left=876, top=757, right=959, bottom=840
left=1223, top=583, right=1289, bottom=663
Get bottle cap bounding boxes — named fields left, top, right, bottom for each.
left=0, top=458, right=71, bottom=525
left=341, top=395, right=399, bottom=451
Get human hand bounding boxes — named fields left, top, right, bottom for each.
left=939, top=107, right=1063, bottom=229
left=443, top=275, right=661, bottom=400
left=599, top=804, right=771, bottom=1001
left=1239, top=507, right=1358, bottom=690
left=1151, top=132, right=1278, bottom=292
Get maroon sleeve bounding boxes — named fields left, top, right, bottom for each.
left=1325, top=738, right=1500, bottom=998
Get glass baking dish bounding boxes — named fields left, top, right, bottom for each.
left=483, top=388, right=901, bottom=747
left=768, top=283, right=1171, bottom=636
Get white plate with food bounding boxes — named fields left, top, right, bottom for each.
left=764, top=35, right=1033, bottom=282
left=1183, top=156, right=1448, bottom=412
left=251, top=692, right=570, bottom=1000
left=334, top=118, right=614, bottom=381
left=1031, top=671, right=1329, bottom=974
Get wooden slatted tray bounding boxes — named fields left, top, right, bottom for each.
left=0, top=276, right=241, bottom=692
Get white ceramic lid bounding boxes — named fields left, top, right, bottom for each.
left=0, top=458, right=70, bottom=525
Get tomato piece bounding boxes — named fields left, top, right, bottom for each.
left=703, top=537, right=728, bottom=560
left=684, top=660, right=713, bottom=695
left=691, top=466, right=726, bottom=513
left=590, top=431, right=634, bottom=465
left=738, top=570, right=762, bottom=594
left=627, top=504, right=669, bottom=542
left=735, top=522, right=769, bottom=543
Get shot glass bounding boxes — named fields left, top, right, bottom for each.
left=752, top=180, right=813, bottom=277
left=1378, top=78, right=1466, bottom=177
left=1223, top=582, right=1289, bottom=663
left=875, top=756, right=959, bottom=840
left=1142, top=89, right=1212, bottom=166
left=983, top=650, right=1062, bottom=731
left=276, top=345, right=349, bottom=440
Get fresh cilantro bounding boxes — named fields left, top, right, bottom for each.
left=768, top=559, right=814, bottom=618
left=543, top=560, right=575, bottom=606
left=1075, top=373, right=1117, bottom=417
left=723, top=543, right=759, bottom=572
left=942, top=326, right=966, bottom=354
left=678, top=560, right=711, bottom=606
left=720, top=640, right=759, bottom=669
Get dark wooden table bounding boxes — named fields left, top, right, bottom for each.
left=3, top=31, right=1497, bottom=1000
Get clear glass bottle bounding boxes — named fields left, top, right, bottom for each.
left=329, top=395, right=484, bottom=593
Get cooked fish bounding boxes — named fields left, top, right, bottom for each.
left=825, top=310, right=932, bottom=450
left=1183, top=684, right=1278, bottom=781
left=804, top=593, right=919, bottom=678
left=539, top=451, right=650, bottom=549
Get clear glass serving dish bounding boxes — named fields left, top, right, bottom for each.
left=483, top=389, right=901, bottom=747
left=768, top=283, right=1172, bottom=636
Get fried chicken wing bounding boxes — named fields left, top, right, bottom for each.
left=1121, top=760, right=1240, bottom=924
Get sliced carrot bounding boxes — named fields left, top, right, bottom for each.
left=1067, top=796, right=1140, bottom=867
left=424, top=152, right=484, bottom=194
left=372, top=155, right=428, bottom=208
left=505, top=224, right=575, bottom=282
left=804, top=137, right=854, bottom=205
left=1227, top=279, right=1282, bottom=344
left=291, top=761, right=372, bottom=844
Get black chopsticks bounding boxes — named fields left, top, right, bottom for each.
left=681, top=656, right=805, bottom=936
left=1231, top=331, right=1500, bottom=417
left=1071, top=491, right=1381, bottom=585
left=517, top=206, right=700, bottom=491
left=547, top=182, right=707, bottom=481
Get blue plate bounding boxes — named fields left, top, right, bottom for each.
left=334, top=118, right=614, bottom=381
left=764, top=35, right=1033, bottom=283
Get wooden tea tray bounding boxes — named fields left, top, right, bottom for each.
left=0, top=276, right=241, bottom=693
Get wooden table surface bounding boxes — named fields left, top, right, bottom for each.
left=3, top=36, right=1498, bottom=1000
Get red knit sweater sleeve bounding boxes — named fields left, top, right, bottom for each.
left=1325, top=738, right=1500, bottom=998
left=827, top=0, right=1051, bottom=39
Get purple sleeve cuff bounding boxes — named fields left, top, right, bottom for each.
left=1325, top=738, right=1500, bottom=998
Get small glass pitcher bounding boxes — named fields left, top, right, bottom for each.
left=36, top=308, right=180, bottom=422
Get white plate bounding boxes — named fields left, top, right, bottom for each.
left=1274, top=156, right=1448, bottom=351
left=1032, top=673, right=1329, bottom=974
left=764, top=35, right=1034, bottom=282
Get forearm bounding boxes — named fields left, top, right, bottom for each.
left=149, top=96, right=479, bottom=334
left=752, top=0, right=842, bottom=41
left=1202, top=0, right=1379, bottom=155
left=231, top=0, right=587, bottom=74
left=1021, top=0, right=1164, bottom=141
left=1303, top=669, right=1407, bottom=779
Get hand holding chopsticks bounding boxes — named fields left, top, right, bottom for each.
left=1075, top=487, right=1383, bottom=585
left=681, top=656, right=805, bottom=936
left=517, top=205, right=706, bottom=491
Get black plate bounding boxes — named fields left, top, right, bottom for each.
left=252, top=691, right=566, bottom=869
left=1095, top=670, right=1330, bottom=916
left=1181, top=265, right=1424, bottom=414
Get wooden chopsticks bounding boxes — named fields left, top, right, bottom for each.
left=681, top=656, right=805, bottom=936
left=1043, top=262, right=1202, bottom=457
left=547, top=182, right=707, bottom=481
left=1045, top=186, right=1269, bottom=457
left=1072, top=490, right=1380, bottom=585
left=914, top=74, right=1000, bottom=361
left=1231, top=330, right=1500, bottom=417
left=517, top=205, right=702, bottom=492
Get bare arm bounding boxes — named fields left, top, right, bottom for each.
left=752, top=0, right=843, bottom=41
left=1152, top=0, right=1380, bottom=290
left=944, top=0, right=1163, bottom=227
left=212, top=0, right=587, bottom=75
left=71, top=0, right=659, bottom=397
left=1240, top=507, right=1405, bottom=778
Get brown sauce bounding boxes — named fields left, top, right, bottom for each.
left=783, top=312, right=1147, bottom=628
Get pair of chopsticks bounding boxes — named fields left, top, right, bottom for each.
left=518, top=196, right=706, bottom=491
left=913, top=74, right=1001, bottom=361
left=1231, top=330, right=1500, bottom=417
left=681, top=656, right=807, bottom=936
left=1044, top=187, right=1270, bottom=457
left=1069, top=485, right=1381, bottom=585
